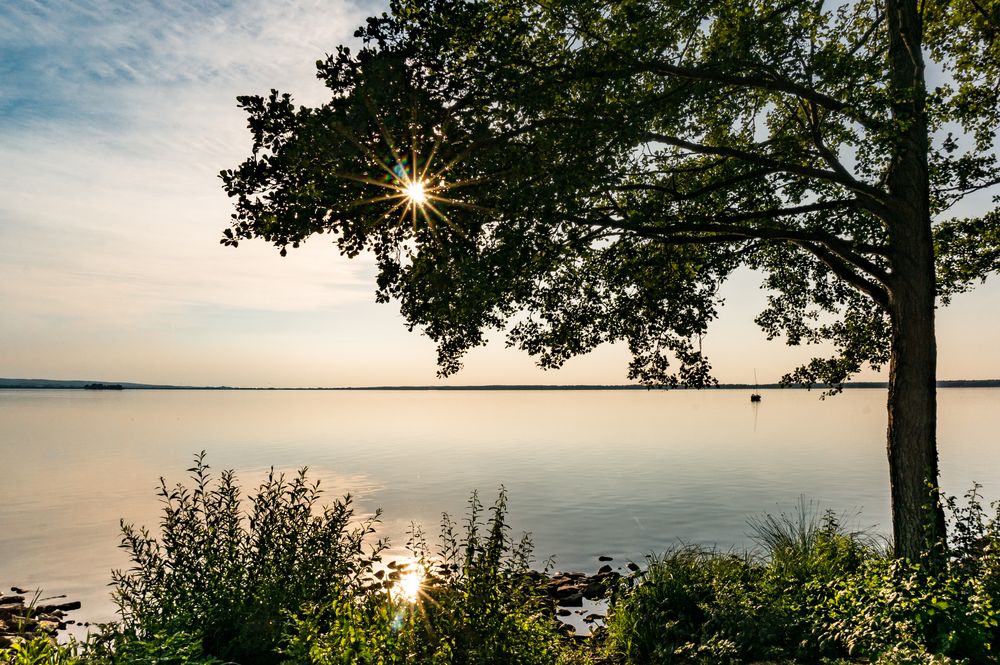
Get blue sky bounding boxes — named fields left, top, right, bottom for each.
left=2, top=0, right=999, bottom=387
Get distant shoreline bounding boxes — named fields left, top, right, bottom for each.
left=3, top=378, right=1000, bottom=391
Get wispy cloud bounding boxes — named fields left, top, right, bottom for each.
left=2, top=0, right=995, bottom=385
left=0, top=0, right=400, bottom=382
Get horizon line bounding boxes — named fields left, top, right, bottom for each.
left=4, top=378, right=1000, bottom=391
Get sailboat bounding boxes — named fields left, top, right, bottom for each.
left=750, top=370, right=762, bottom=402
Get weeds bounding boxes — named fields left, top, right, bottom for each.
left=601, top=490, right=1000, bottom=664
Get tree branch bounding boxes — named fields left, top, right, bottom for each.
left=793, top=240, right=890, bottom=309
left=644, top=132, right=889, bottom=203
left=560, top=201, right=891, bottom=285
left=610, top=167, right=781, bottom=201
left=634, top=61, right=883, bottom=133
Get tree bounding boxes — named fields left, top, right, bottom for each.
left=220, top=0, right=1000, bottom=560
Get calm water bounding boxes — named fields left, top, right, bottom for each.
left=2, top=388, right=999, bottom=624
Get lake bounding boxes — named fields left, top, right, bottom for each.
left=2, top=387, right=999, bottom=625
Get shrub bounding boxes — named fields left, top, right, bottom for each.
left=749, top=500, right=884, bottom=661
left=84, top=629, right=223, bottom=665
left=602, top=547, right=777, bottom=664
left=603, top=503, right=893, bottom=664
left=284, top=489, right=565, bottom=664
left=747, top=499, right=882, bottom=583
left=1, top=636, right=83, bottom=665
left=810, top=487, right=1000, bottom=663
left=110, top=452, right=382, bottom=665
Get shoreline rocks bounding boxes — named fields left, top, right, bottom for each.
left=0, top=586, right=81, bottom=649
left=542, top=567, right=620, bottom=606
left=531, top=556, right=636, bottom=637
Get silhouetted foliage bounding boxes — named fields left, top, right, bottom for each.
left=111, top=452, right=382, bottom=664
left=221, top=0, right=1000, bottom=559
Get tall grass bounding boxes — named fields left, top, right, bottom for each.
left=602, top=491, right=1000, bottom=664
left=747, top=497, right=885, bottom=582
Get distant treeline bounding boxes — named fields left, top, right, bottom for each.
left=3, top=378, right=1000, bottom=391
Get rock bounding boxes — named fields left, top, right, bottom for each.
left=558, top=591, right=584, bottom=607
left=583, top=580, right=607, bottom=600
left=11, top=587, right=28, bottom=595
left=36, top=614, right=66, bottom=631
left=557, top=622, right=576, bottom=636
left=553, top=583, right=583, bottom=600
left=556, top=608, right=571, bottom=617
left=585, top=613, right=604, bottom=623
left=597, top=564, right=613, bottom=575
left=35, top=601, right=81, bottom=613
left=6, top=634, right=33, bottom=647
left=0, top=604, right=24, bottom=620
left=0, top=595, right=25, bottom=605
left=12, top=616, right=38, bottom=631
left=598, top=555, right=613, bottom=562
left=626, top=562, right=641, bottom=572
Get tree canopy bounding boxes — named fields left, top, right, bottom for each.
left=221, top=0, right=1000, bottom=559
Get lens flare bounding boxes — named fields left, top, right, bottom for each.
left=406, top=180, right=428, bottom=205
left=329, top=88, right=495, bottom=239
left=395, top=568, right=423, bottom=603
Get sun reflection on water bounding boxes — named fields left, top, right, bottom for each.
left=395, top=568, right=423, bottom=603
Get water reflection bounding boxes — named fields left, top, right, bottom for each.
left=1, top=388, right=998, bottom=625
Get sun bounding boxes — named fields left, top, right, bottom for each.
left=405, top=180, right=428, bottom=205
left=329, top=92, right=493, bottom=238
left=395, top=568, right=423, bottom=603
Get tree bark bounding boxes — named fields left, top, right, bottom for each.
left=884, top=0, right=947, bottom=561
left=886, top=252, right=944, bottom=560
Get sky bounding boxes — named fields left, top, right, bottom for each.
left=1, top=0, right=999, bottom=388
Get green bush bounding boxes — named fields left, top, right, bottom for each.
left=602, top=491, right=1000, bottom=664
left=284, top=489, right=565, bottom=665
left=751, top=502, right=885, bottom=662
left=1, top=636, right=83, bottom=665
left=810, top=487, right=1000, bottom=663
left=408, top=489, right=562, bottom=664
left=603, top=547, right=773, bottom=663
left=110, top=452, right=382, bottom=665
left=748, top=500, right=881, bottom=584
left=14, top=454, right=1000, bottom=665
left=84, top=629, right=223, bottom=665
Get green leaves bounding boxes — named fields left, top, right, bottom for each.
left=111, top=453, right=383, bottom=665
left=220, top=0, right=996, bottom=390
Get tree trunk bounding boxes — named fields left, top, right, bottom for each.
left=884, top=0, right=947, bottom=561
left=886, top=260, right=944, bottom=560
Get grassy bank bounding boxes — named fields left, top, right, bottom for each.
left=3, top=456, right=999, bottom=664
